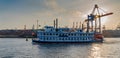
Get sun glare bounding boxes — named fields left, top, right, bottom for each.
left=101, top=16, right=108, bottom=25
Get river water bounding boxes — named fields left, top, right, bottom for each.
left=0, top=38, right=120, bottom=58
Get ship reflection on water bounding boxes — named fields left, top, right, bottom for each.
left=32, top=38, right=120, bottom=58
left=0, top=38, right=120, bottom=58
left=32, top=43, right=92, bottom=58
left=32, top=42, right=104, bottom=58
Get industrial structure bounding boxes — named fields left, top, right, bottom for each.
left=82, top=4, right=113, bottom=33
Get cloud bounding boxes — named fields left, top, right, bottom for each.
left=44, top=0, right=66, bottom=14
left=0, top=0, right=119, bottom=29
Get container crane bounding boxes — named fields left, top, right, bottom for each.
left=83, top=4, right=113, bottom=33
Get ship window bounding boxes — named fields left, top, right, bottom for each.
left=56, top=33, right=58, bottom=35
left=44, top=33, right=45, bottom=35
left=49, top=37, right=51, bottom=40
left=53, top=33, right=55, bottom=35
left=63, top=38, right=65, bottom=40
left=68, top=38, right=69, bottom=40
left=71, top=34, right=73, bottom=36
left=83, top=38, right=85, bottom=40
left=54, top=33, right=55, bottom=35
left=77, top=34, right=79, bottom=36
left=71, top=38, right=74, bottom=40
left=50, top=33, right=52, bottom=35
left=70, top=38, right=71, bottom=40
left=40, top=33, right=42, bottom=35
left=76, top=34, right=78, bottom=36
left=72, top=38, right=74, bottom=40
left=61, top=38, right=64, bottom=40
left=89, top=34, right=90, bottom=36
left=47, top=37, right=49, bottom=40
left=46, top=33, right=47, bottom=35
left=70, top=38, right=72, bottom=40
left=79, top=34, right=81, bottom=36
left=62, top=38, right=64, bottom=40
left=90, top=34, right=91, bottom=36
left=47, top=33, right=48, bottom=35
left=74, top=33, right=76, bottom=36
left=52, top=37, right=53, bottom=40
left=80, top=34, right=82, bottom=36
left=59, top=38, right=61, bottom=40
left=62, top=38, right=63, bottom=40
left=76, top=38, right=77, bottom=40
left=68, top=34, right=70, bottom=36
left=66, top=38, right=68, bottom=40
left=69, top=38, right=71, bottom=40
left=84, top=34, right=85, bottom=36
left=84, top=38, right=85, bottom=40
left=46, top=37, right=48, bottom=40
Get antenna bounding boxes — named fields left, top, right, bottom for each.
left=37, top=20, right=39, bottom=29
left=24, top=25, right=26, bottom=30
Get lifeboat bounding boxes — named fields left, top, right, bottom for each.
left=94, top=33, right=104, bottom=40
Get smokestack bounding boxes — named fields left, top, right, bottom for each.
left=54, top=20, right=56, bottom=28
left=56, top=18, right=58, bottom=29
left=73, top=22, right=75, bottom=29
left=76, top=22, right=78, bottom=29
left=82, top=24, right=84, bottom=30
left=79, top=22, right=81, bottom=29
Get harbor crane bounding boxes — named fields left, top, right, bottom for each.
left=83, top=4, right=113, bottom=33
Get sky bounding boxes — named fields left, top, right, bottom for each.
left=0, top=0, right=119, bottom=30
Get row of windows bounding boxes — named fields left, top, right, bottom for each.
left=40, top=33, right=93, bottom=36
left=40, top=37, right=92, bottom=41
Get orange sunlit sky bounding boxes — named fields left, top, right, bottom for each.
left=0, top=0, right=119, bottom=30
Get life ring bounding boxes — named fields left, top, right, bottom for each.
left=32, top=32, right=35, bottom=36
left=94, top=34, right=103, bottom=39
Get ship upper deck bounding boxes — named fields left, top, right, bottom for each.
left=38, top=26, right=95, bottom=34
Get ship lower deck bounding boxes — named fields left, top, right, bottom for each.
left=32, top=38, right=103, bottom=43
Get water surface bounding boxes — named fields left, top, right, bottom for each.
left=0, top=38, right=120, bottom=58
